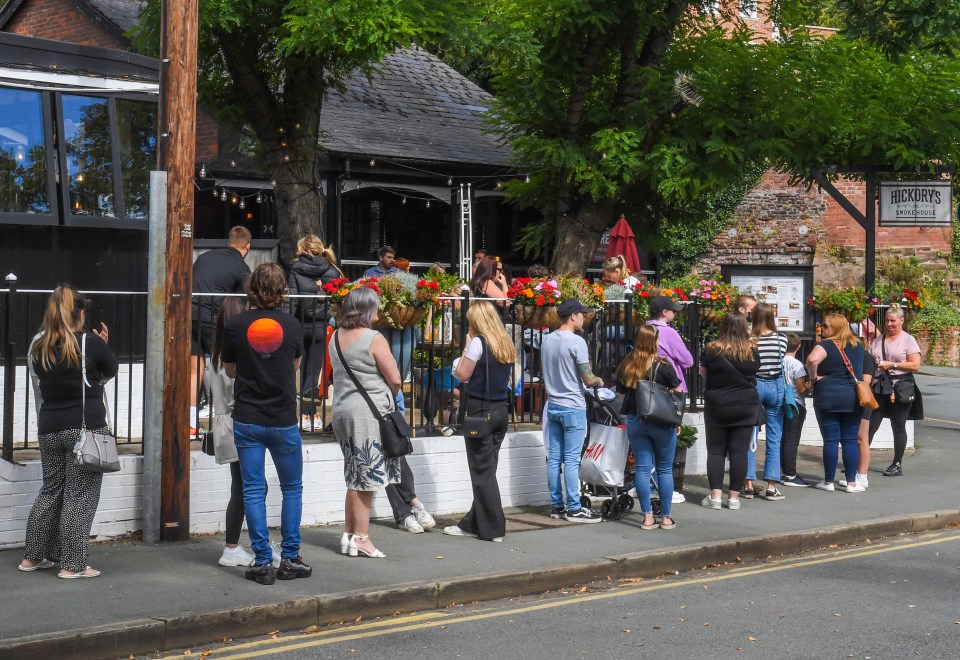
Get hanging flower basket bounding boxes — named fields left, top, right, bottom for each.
left=331, top=303, right=426, bottom=330
left=699, top=307, right=726, bottom=325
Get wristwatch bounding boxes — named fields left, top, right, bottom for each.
left=892, top=362, right=898, bottom=369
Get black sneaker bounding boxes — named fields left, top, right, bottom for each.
left=277, top=556, right=312, bottom=580
left=245, top=563, right=276, bottom=585
left=781, top=474, right=809, bottom=487
left=549, top=506, right=566, bottom=519
left=564, top=508, right=602, bottom=523
left=883, top=462, right=903, bottom=477
left=762, top=487, right=785, bottom=501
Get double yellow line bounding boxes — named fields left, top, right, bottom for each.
left=206, top=530, right=960, bottom=659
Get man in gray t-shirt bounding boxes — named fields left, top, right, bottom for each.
left=541, top=299, right=604, bottom=523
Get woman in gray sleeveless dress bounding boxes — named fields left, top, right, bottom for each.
left=330, top=288, right=402, bottom=558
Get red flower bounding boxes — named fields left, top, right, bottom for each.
left=536, top=294, right=546, bottom=306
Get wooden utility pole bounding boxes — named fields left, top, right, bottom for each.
left=159, top=0, right=199, bottom=541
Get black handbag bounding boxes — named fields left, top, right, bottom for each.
left=879, top=335, right=917, bottom=405
left=334, top=332, right=413, bottom=458
left=461, top=338, right=493, bottom=439
left=633, top=362, right=686, bottom=428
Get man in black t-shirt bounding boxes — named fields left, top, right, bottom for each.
left=222, top=263, right=308, bottom=585
left=191, top=226, right=252, bottom=434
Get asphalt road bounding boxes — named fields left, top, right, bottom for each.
left=915, top=371, right=960, bottom=431
left=147, top=528, right=960, bottom=660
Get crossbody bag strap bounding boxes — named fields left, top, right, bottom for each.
left=81, top=333, right=88, bottom=430
left=333, top=331, right=390, bottom=420
left=833, top=340, right=861, bottom=384
left=465, top=337, right=492, bottom=416
left=722, top=356, right=756, bottom=390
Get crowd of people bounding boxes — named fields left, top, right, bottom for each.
left=17, top=230, right=923, bottom=584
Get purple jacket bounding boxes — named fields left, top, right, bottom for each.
left=646, top=319, right=694, bottom=392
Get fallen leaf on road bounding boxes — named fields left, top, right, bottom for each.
left=736, top=647, right=743, bottom=651
left=301, top=626, right=320, bottom=634
left=652, top=625, right=661, bottom=630
left=747, top=636, right=757, bottom=642
left=834, top=613, right=842, bottom=617
left=704, top=623, right=711, bottom=627
left=908, top=605, right=917, bottom=608
left=623, top=629, right=632, bottom=633
left=436, top=556, right=444, bottom=560
left=779, top=613, right=785, bottom=619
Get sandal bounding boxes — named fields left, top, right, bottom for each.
left=659, top=517, right=677, bottom=530
left=18, top=559, right=55, bottom=572
left=640, top=516, right=658, bottom=531
left=57, top=567, right=100, bottom=579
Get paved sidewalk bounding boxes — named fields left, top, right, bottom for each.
left=1, top=422, right=957, bottom=659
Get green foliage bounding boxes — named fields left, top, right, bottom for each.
left=677, top=424, right=698, bottom=450
left=876, top=255, right=924, bottom=292
left=912, top=301, right=960, bottom=332
left=834, top=0, right=960, bottom=59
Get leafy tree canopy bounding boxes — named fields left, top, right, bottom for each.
left=476, top=0, right=960, bottom=274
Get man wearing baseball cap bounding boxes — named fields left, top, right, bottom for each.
left=540, top=299, right=603, bottom=523
left=646, top=296, right=694, bottom=392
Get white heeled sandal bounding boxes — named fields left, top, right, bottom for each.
left=348, top=534, right=385, bottom=558
left=340, top=532, right=352, bottom=555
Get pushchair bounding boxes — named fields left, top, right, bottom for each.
left=578, top=390, right=660, bottom=520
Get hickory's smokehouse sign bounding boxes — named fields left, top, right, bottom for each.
left=879, top=180, right=952, bottom=226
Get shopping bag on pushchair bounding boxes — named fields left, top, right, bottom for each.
left=580, top=422, right=629, bottom=487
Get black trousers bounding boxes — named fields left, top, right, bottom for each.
left=457, top=398, right=509, bottom=540
left=299, top=320, right=329, bottom=408
left=386, top=457, right=418, bottom=523
left=705, top=424, right=753, bottom=492
left=780, top=405, right=807, bottom=478
left=867, top=393, right=912, bottom=464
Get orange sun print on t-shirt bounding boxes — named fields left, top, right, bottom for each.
left=247, top=318, right=284, bottom=354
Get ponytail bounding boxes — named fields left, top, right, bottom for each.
left=30, top=285, right=85, bottom=371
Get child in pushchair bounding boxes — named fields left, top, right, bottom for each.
left=579, top=389, right=662, bottom=520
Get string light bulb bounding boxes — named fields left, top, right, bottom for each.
left=278, top=127, right=285, bottom=134
left=271, top=180, right=277, bottom=187
left=213, top=187, right=219, bottom=197
left=495, top=180, right=502, bottom=189
left=16, top=151, right=24, bottom=161
left=283, top=154, right=290, bottom=162
left=294, top=123, right=301, bottom=130
left=401, top=196, right=407, bottom=205
left=447, top=177, right=453, bottom=186
left=220, top=189, right=227, bottom=201
left=524, top=174, right=530, bottom=183
left=425, top=199, right=431, bottom=208
left=76, top=173, right=85, bottom=183
left=199, top=164, right=207, bottom=178
left=369, top=159, right=376, bottom=167
left=230, top=159, right=237, bottom=168
left=256, top=192, right=262, bottom=204
left=239, top=197, right=246, bottom=209
left=231, top=195, right=238, bottom=205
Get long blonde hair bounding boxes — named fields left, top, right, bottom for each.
left=617, top=325, right=662, bottom=388
left=30, top=286, right=86, bottom=371
left=296, top=234, right=343, bottom=275
left=466, top=302, right=516, bottom=364
left=822, top=313, right=860, bottom=349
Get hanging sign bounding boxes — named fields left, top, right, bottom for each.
left=591, top=228, right=612, bottom=263
left=879, top=181, right=952, bottom=226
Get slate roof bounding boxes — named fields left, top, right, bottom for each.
left=86, top=0, right=141, bottom=33
left=320, top=46, right=513, bottom=167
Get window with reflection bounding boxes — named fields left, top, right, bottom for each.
left=0, top=88, right=49, bottom=214
left=62, top=94, right=114, bottom=216
left=116, top=99, right=157, bottom=220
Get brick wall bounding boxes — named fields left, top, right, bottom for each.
left=195, top=110, right=219, bottom=164
left=697, top=170, right=953, bottom=286
left=3, top=0, right=125, bottom=49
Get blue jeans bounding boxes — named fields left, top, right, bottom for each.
left=814, top=408, right=860, bottom=483
left=626, top=416, right=677, bottom=518
left=233, top=421, right=304, bottom=566
left=545, top=403, right=587, bottom=511
left=748, top=379, right=784, bottom=483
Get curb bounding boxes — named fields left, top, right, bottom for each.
left=2, top=509, right=958, bottom=660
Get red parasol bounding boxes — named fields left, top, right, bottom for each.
left=604, top=215, right=642, bottom=274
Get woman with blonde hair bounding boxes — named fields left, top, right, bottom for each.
left=445, top=301, right=517, bottom=542
left=616, top=325, right=682, bottom=530
left=288, top=234, right=342, bottom=428
left=698, top=313, right=760, bottom=511
left=602, top=255, right=640, bottom=287
left=806, top=313, right=866, bottom=493
left=21, top=286, right=118, bottom=578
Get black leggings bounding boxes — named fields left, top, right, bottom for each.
left=867, top=394, right=911, bottom=464
left=706, top=424, right=754, bottom=492
left=225, top=461, right=245, bottom=545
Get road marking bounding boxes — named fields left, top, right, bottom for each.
left=206, top=530, right=960, bottom=659
left=923, top=417, right=960, bottom=426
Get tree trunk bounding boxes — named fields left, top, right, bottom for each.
left=273, top=156, right=325, bottom=266
left=550, top=201, right=616, bottom=276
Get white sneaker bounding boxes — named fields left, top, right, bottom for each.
left=856, top=473, right=869, bottom=489
left=672, top=491, right=685, bottom=504
left=400, top=514, right=424, bottom=534
left=411, top=505, right=436, bottom=530
left=845, top=482, right=866, bottom=493
left=218, top=545, right=254, bottom=567
left=700, top=496, right=721, bottom=510
left=814, top=481, right=835, bottom=492
left=270, top=542, right=282, bottom=568
left=727, top=498, right=741, bottom=510
left=443, top=525, right=476, bottom=537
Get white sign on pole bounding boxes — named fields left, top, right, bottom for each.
left=879, top=181, right=952, bottom=226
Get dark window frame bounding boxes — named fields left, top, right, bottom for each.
left=0, top=89, right=59, bottom=226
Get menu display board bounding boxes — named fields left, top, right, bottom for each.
left=721, top=265, right=815, bottom=336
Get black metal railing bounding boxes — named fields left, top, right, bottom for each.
left=4, top=282, right=732, bottom=461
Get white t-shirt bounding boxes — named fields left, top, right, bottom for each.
left=782, top=354, right=807, bottom=407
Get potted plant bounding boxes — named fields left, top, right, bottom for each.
left=506, top=276, right=601, bottom=329
left=324, top=272, right=441, bottom=329
left=673, top=423, right=698, bottom=492
left=809, top=286, right=872, bottom=322
left=680, top=276, right=740, bottom=324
